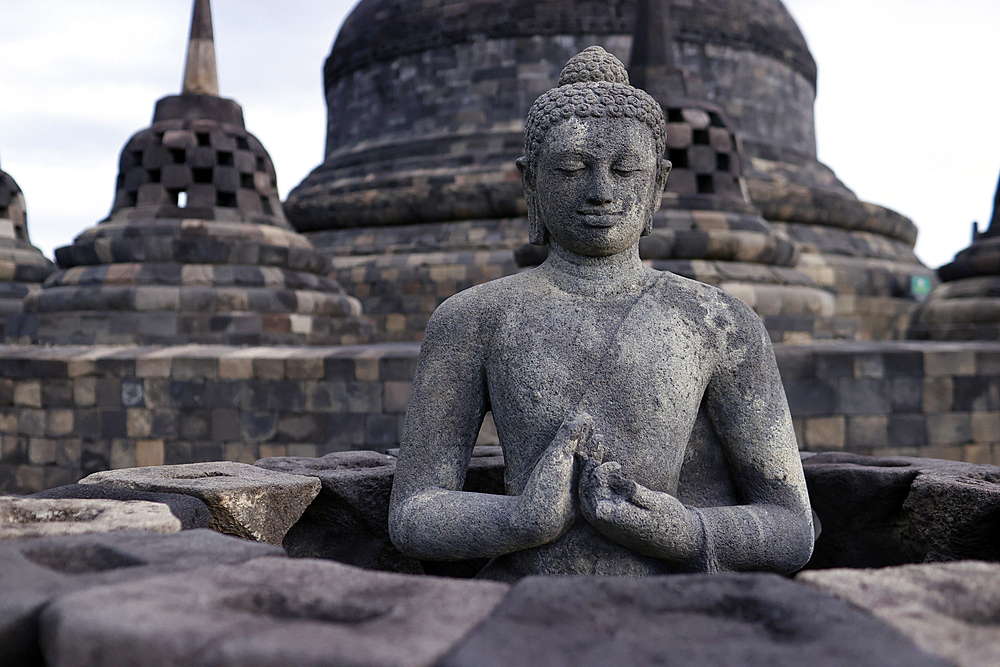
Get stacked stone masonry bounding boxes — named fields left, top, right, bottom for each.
left=3, top=340, right=1000, bottom=494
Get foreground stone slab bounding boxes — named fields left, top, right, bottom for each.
left=437, top=573, right=948, bottom=667
left=40, top=557, right=510, bottom=667
left=80, top=461, right=320, bottom=544
left=802, top=452, right=1000, bottom=568
left=33, top=484, right=211, bottom=530
left=0, top=529, right=283, bottom=667
left=798, top=561, right=1000, bottom=667
left=0, top=496, right=180, bottom=539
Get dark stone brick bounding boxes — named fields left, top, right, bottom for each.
left=775, top=351, right=814, bottom=380
left=888, top=414, right=926, bottom=449
left=164, top=440, right=193, bottom=465
left=783, top=379, right=837, bottom=416
left=270, top=380, right=306, bottom=411
left=890, top=377, right=922, bottom=413
left=80, top=442, right=110, bottom=475
left=952, top=376, right=996, bottom=412
left=41, top=381, right=74, bottom=408
left=75, top=410, right=100, bottom=438
left=152, top=411, right=179, bottom=439
left=815, top=354, right=854, bottom=378
left=120, top=378, right=145, bottom=408
left=96, top=378, right=122, bottom=409
left=170, top=381, right=206, bottom=408
left=364, top=413, right=397, bottom=447
left=837, top=378, right=889, bottom=415
left=238, top=380, right=270, bottom=411
left=326, top=413, right=365, bottom=447
left=884, top=351, right=923, bottom=376
left=211, top=408, right=240, bottom=441
left=241, top=412, right=276, bottom=443
left=204, top=381, right=239, bottom=408
left=100, top=412, right=128, bottom=439
left=179, top=411, right=211, bottom=440
left=324, top=357, right=354, bottom=379
left=276, top=413, right=324, bottom=443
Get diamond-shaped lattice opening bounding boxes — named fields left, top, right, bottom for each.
left=668, top=148, right=688, bottom=169
left=130, top=150, right=143, bottom=168
left=716, top=154, right=730, bottom=171
left=217, top=151, right=234, bottom=167
left=170, top=149, right=186, bottom=164
left=241, top=173, right=255, bottom=189
left=148, top=169, right=162, bottom=183
left=696, top=174, right=714, bottom=194
left=124, top=191, right=138, bottom=207
left=255, top=156, right=266, bottom=172
left=193, top=168, right=213, bottom=184
left=667, top=108, right=684, bottom=123
left=708, top=112, right=725, bottom=128
left=261, top=195, right=274, bottom=215
left=236, top=137, right=250, bottom=150
left=197, top=133, right=211, bottom=147
left=216, top=191, right=237, bottom=207
left=692, top=129, right=710, bottom=145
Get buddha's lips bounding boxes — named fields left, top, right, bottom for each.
left=578, top=210, right=624, bottom=226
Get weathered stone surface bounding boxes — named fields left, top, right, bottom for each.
left=799, top=561, right=1000, bottom=667
left=438, top=573, right=948, bottom=667
left=0, top=529, right=282, bottom=667
left=79, top=461, right=320, bottom=544
left=40, top=557, right=509, bottom=667
left=32, top=483, right=211, bottom=530
left=0, top=496, right=180, bottom=539
left=802, top=452, right=1000, bottom=568
left=256, top=450, right=422, bottom=572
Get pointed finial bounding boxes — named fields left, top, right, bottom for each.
left=182, top=0, right=219, bottom=96
left=988, top=168, right=1000, bottom=235
left=629, top=0, right=687, bottom=99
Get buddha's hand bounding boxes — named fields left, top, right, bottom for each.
left=515, top=411, right=594, bottom=544
left=579, top=456, right=705, bottom=565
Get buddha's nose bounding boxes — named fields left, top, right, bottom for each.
left=586, top=169, right=613, bottom=205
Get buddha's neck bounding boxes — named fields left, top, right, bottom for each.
left=541, top=242, right=651, bottom=296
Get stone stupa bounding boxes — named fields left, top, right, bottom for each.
left=909, top=171, right=1000, bottom=340
left=0, top=160, right=56, bottom=336
left=14, top=0, right=372, bottom=346
left=286, top=0, right=931, bottom=342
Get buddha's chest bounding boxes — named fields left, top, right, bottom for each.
left=484, top=296, right=715, bottom=489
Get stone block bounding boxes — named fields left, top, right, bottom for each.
left=135, top=440, right=165, bottom=468
left=73, top=378, right=96, bottom=407
left=0, top=529, right=282, bottom=667
left=256, top=450, right=421, bottom=572
left=890, top=377, right=922, bottom=413
left=804, top=416, right=844, bottom=450
left=0, top=497, right=180, bottom=539
left=782, top=379, right=836, bottom=416
left=922, top=377, right=953, bottom=413
left=384, top=381, right=412, bottom=413
left=32, top=483, right=209, bottom=529
left=853, top=353, right=884, bottom=378
left=440, top=573, right=946, bottom=667
left=79, top=461, right=321, bottom=545
left=923, top=350, right=975, bottom=376
left=126, top=408, right=152, bottom=438
left=27, top=437, right=56, bottom=465
left=14, top=380, right=41, bottom=408
left=799, top=562, right=1000, bottom=667
left=847, top=415, right=888, bottom=449
left=38, top=558, right=508, bottom=667
left=46, top=409, right=74, bottom=436
left=346, top=380, right=383, bottom=412
left=925, top=413, right=972, bottom=447
left=972, top=411, right=1000, bottom=443
left=888, top=414, right=926, bottom=449
left=210, top=408, right=240, bottom=441
left=837, top=378, right=889, bottom=415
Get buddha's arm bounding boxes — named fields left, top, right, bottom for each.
left=579, top=310, right=813, bottom=574
left=388, top=296, right=587, bottom=561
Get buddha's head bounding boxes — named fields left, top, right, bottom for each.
left=518, top=47, right=670, bottom=257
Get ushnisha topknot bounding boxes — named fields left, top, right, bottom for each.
left=523, top=46, right=666, bottom=162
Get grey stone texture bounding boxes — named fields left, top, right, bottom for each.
left=32, top=483, right=211, bottom=529
left=389, top=48, right=813, bottom=580
left=0, top=529, right=282, bottom=667
left=799, top=561, right=1000, bottom=667
left=0, top=496, right=180, bottom=539
left=801, top=452, right=1000, bottom=569
left=0, top=166, right=56, bottom=340
left=256, top=447, right=504, bottom=576
left=910, top=169, right=1000, bottom=341
left=288, top=0, right=930, bottom=343
left=79, top=461, right=320, bottom=544
left=11, top=3, right=372, bottom=347
left=438, top=573, right=949, bottom=667
left=39, top=557, right=510, bottom=667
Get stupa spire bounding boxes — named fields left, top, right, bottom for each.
left=181, top=0, right=219, bottom=96
left=628, top=0, right=687, bottom=99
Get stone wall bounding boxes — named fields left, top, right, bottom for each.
left=3, top=340, right=1000, bottom=494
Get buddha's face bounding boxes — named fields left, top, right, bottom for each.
left=523, top=115, right=666, bottom=258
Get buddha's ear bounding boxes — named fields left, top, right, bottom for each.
left=644, top=158, right=671, bottom=235
left=518, top=157, right=549, bottom=246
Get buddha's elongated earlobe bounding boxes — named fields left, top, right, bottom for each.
left=643, top=158, right=671, bottom=236
left=518, top=157, right=549, bottom=246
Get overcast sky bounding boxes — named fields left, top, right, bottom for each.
left=2, top=0, right=998, bottom=270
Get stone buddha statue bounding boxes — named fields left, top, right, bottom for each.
left=389, top=47, right=813, bottom=581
